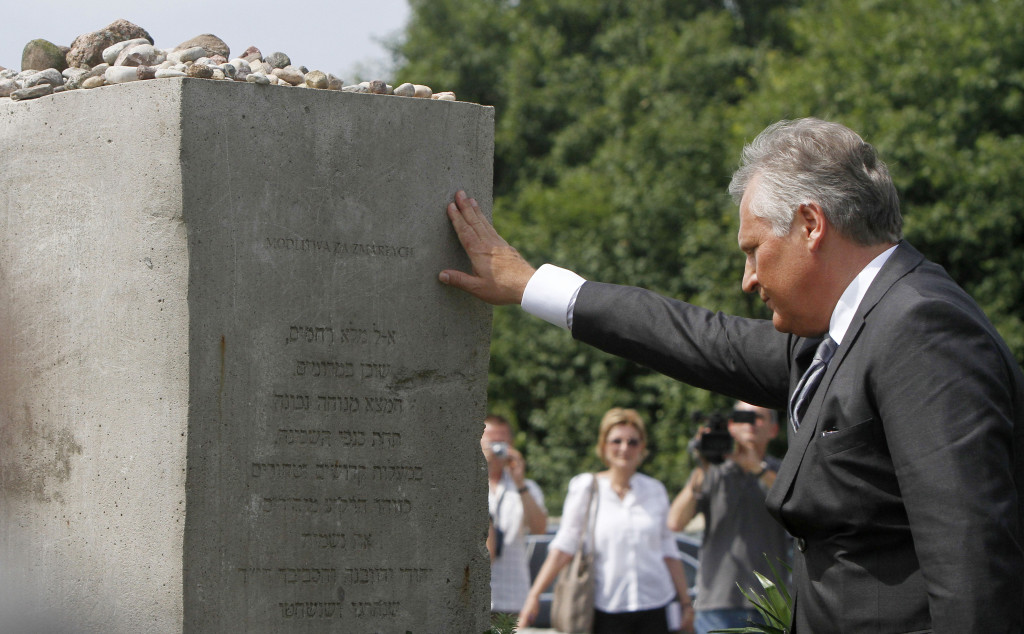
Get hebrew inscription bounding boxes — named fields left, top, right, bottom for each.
left=241, top=314, right=442, bottom=628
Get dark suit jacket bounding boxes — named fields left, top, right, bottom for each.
left=572, top=242, right=1024, bottom=633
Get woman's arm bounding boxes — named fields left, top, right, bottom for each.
left=665, top=556, right=694, bottom=632
left=518, top=548, right=573, bottom=627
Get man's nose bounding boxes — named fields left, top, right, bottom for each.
left=741, top=262, right=758, bottom=294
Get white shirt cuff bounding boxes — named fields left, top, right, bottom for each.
left=521, top=264, right=586, bottom=330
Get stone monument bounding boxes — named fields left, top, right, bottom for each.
left=0, top=78, right=494, bottom=633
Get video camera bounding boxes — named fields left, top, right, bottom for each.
left=690, top=410, right=757, bottom=464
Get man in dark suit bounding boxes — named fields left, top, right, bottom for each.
left=439, top=118, right=1024, bottom=633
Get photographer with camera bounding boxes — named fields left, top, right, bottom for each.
left=667, top=402, right=791, bottom=634
left=481, top=414, right=548, bottom=616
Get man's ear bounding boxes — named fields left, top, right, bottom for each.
left=796, top=202, right=827, bottom=251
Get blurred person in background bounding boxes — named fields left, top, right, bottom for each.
left=668, top=401, right=791, bottom=634
left=482, top=414, right=548, bottom=616
left=519, top=407, right=694, bottom=633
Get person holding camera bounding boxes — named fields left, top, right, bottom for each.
left=482, top=414, right=548, bottom=616
left=667, top=402, right=791, bottom=634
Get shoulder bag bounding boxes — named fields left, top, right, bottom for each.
left=550, top=474, right=600, bottom=634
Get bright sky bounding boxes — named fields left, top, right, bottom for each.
left=0, top=0, right=411, bottom=82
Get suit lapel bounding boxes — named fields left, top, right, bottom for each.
left=766, top=242, right=925, bottom=514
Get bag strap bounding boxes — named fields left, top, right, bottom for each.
left=492, top=476, right=508, bottom=525
left=579, top=473, right=600, bottom=555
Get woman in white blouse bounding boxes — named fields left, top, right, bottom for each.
left=519, top=408, right=695, bottom=633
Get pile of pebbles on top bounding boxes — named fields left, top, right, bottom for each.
left=0, top=18, right=456, bottom=103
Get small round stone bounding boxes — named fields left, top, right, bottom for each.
left=433, top=91, right=457, bottom=101
left=104, top=66, right=139, bottom=84
left=265, top=51, right=291, bottom=69
left=0, top=78, right=18, bottom=97
left=117, top=44, right=165, bottom=67
left=102, top=38, right=150, bottom=65
left=186, top=64, right=214, bottom=79
left=305, top=70, right=328, bottom=89
left=394, top=82, right=415, bottom=97
left=240, top=46, right=262, bottom=63
left=63, top=67, right=88, bottom=89
left=81, top=76, right=105, bottom=89
left=11, top=84, right=54, bottom=100
left=176, top=46, right=207, bottom=63
left=413, top=84, right=432, bottom=98
left=369, top=79, right=388, bottom=94
left=228, top=58, right=250, bottom=72
left=272, top=67, right=304, bottom=86
left=84, top=64, right=109, bottom=80
left=24, top=68, right=63, bottom=88
left=155, top=69, right=186, bottom=79
left=246, top=72, right=271, bottom=85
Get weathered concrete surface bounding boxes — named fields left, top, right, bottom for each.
left=0, top=79, right=494, bottom=633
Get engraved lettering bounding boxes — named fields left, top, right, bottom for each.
left=371, top=431, right=402, bottom=448
left=372, top=465, right=423, bottom=481
left=363, top=396, right=403, bottom=414
left=317, top=395, right=361, bottom=413
left=285, top=326, right=335, bottom=345
left=251, top=462, right=309, bottom=479
left=314, top=463, right=367, bottom=484
left=351, top=601, right=400, bottom=618
left=360, top=363, right=391, bottom=379
left=273, top=393, right=311, bottom=410
left=343, top=567, right=393, bottom=584
left=337, top=430, right=366, bottom=447
left=275, top=429, right=332, bottom=447
left=353, top=533, right=373, bottom=550
left=264, top=237, right=414, bottom=260
left=298, top=532, right=374, bottom=550
left=261, top=497, right=370, bottom=514
left=296, top=360, right=355, bottom=378
left=279, top=602, right=343, bottom=619
left=280, top=568, right=338, bottom=585
left=301, top=532, right=346, bottom=549
left=373, top=328, right=397, bottom=345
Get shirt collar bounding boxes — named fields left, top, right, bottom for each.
left=828, top=244, right=899, bottom=344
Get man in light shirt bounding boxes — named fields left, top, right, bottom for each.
left=439, top=118, right=1024, bottom=633
left=482, top=414, right=548, bottom=616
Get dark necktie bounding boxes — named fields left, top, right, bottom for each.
left=789, top=335, right=838, bottom=432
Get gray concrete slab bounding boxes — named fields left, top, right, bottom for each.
left=0, top=79, right=494, bottom=633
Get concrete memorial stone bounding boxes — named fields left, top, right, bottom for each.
left=0, top=78, right=494, bottom=633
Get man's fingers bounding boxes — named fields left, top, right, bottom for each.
left=452, top=190, right=501, bottom=244
left=438, top=268, right=481, bottom=294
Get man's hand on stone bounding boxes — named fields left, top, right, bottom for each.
left=438, top=190, right=535, bottom=305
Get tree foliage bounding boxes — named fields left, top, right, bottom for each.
left=394, top=0, right=1024, bottom=509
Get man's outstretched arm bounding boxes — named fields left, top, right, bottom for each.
left=438, top=190, right=535, bottom=305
